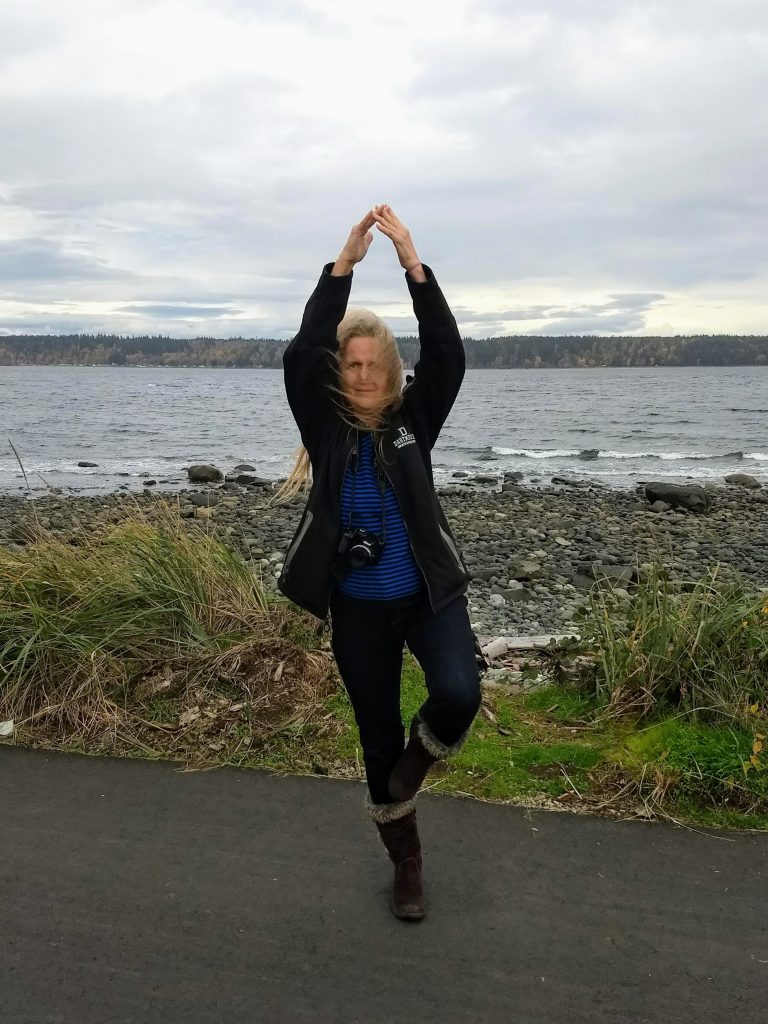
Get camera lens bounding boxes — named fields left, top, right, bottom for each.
left=348, top=542, right=372, bottom=569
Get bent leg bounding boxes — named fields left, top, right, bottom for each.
left=401, top=594, right=482, bottom=749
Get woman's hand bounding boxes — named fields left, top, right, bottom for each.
left=331, top=210, right=377, bottom=276
left=373, top=205, right=426, bottom=281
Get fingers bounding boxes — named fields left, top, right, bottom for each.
left=373, top=208, right=394, bottom=237
left=355, top=209, right=377, bottom=234
left=374, top=204, right=403, bottom=229
left=356, top=205, right=403, bottom=236
left=350, top=205, right=408, bottom=254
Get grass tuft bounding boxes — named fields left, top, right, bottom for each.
left=0, top=499, right=335, bottom=755
left=579, top=561, right=768, bottom=724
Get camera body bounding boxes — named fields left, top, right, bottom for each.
left=332, top=527, right=385, bottom=579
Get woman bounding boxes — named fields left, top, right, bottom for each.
left=277, top=205, right=482, bottom=921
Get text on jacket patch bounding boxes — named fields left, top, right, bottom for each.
left=393, top=426, right=417, bottom=449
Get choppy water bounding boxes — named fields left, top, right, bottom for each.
left=1, top=365, right=766, bottom=495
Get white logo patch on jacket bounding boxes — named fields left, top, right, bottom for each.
left=393, top=425, right=417, bottom=450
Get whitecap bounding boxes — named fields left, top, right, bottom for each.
left=491, top=447, right=581, bottom=458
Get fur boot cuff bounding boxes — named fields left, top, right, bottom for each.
left=416, top=715, right=471, bottom=759
left=365, top=793, right=417, bottom=823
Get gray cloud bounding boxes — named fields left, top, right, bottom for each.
left=526, top=311, right=648, bottom=335
left=452, top=292, right=665, bottom=324
left=114, top=303, right=245, bottom=318
left=0, top=238, right=140, bottom=285
left=1, top=0, right=766, bottom=337
left=450, top=292, right=666, bottom=336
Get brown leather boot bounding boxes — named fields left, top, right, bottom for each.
left=387, top=715, right=438, bottom=802
left=388, top=714, right=472, bottom=802
left=371, top=802, right=425, bottom=921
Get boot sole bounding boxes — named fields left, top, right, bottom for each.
left=390, top=898, right=426, bottom=921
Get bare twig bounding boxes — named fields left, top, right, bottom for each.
left=8, top=438, right=30, bottom=492
left=557, top=762, right=583, bottom=799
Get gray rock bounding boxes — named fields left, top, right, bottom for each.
left=187, top=492, right=220, bottom=508
left=644, top=482, right=710, bottom=511
left=592, top=563, right=635, bottom=587
left=470, top=566, right=506, bottom=581
left=725, top=473, right=761, bottom=488
left=571, top=573, right=597, bottom=590
left=500, top=587, right=534, bottom=602
left=551, top=476, right=589, bottom=487
left=227, top=474, right=272, bottom=487
left=187, top=464, right=223, bottom=483
left=508, top=559, right=543, bottom=580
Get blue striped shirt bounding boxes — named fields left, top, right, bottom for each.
left=336, top=432, right=424, bottom=599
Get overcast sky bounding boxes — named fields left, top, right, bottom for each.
left=1, top=0, right=767, bottom=339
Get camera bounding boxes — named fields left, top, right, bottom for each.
left=332, top=528, right=385, bottom=579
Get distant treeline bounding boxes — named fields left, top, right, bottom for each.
left=1, top=333, right=767, bottom=369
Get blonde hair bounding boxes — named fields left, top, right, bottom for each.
left=273, top=309, right=404, bottom=503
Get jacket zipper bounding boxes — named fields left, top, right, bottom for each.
left=338, top=440, right=355, bottom=523
left=377, top=461, right=436, bottom=614
left=321, top=440, right=357, bottom=614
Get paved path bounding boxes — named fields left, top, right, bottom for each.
left=2, top=746, right=767, bottom=1023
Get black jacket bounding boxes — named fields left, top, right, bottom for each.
left=278, top=262, right=469, bottom=620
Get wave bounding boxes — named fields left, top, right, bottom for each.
left=111, top=428, right=161, bottom=435
left=492, top=447, right=581, bottom=458
left=490, top=446, right=765, bottom=462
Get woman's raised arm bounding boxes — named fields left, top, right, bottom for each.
left=373, top=205, right=428, bottom=284
left=283, top=211, right=376, bottom=448
left=373, top=205, right=464, bottom=448
left=331, top=209, right=377, bottom=276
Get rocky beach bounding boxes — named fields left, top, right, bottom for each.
left=2, top=471, right=766, bottom=640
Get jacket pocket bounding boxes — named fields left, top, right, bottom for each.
left=282, top=509, right=314, bottom=577
left=438, top=524, right=465, bottom=574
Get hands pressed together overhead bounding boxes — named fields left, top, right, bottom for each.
left=332, top=205, right=425, bottom=281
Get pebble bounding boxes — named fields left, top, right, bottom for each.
left=1, top=480, right=766, bottom=637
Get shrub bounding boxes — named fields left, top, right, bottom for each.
left=580, top=562, right=768, bottom=723
left=0, top=499, right=333, bottom=746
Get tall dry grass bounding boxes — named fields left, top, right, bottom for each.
left=0, top=498, right=334, bottom=753
left=582, top=561, right=768, bottom=723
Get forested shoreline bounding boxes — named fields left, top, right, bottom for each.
left=1, top=332, right=767, bottom=369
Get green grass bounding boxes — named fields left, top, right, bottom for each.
left=0, top=498, right=334, bottom=748
left=241, top=661, right=768, bottom=828
left=579, top=560, right=768, bottom=723
left=3, top=506, right=767, bottom=831
left=521, top=686, right=598, bottom=721
left=612, top=717, right=768, bottom=807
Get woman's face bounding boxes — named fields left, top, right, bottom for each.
left=340, top=335, right=387, bottom=418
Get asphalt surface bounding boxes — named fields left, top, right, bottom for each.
left=2, top=746, right=767, bottom=1024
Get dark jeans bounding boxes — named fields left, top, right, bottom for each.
left=329, top=587, right=482, bottom=805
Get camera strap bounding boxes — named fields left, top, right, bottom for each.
left=347, top=432, right=387, bottom=543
